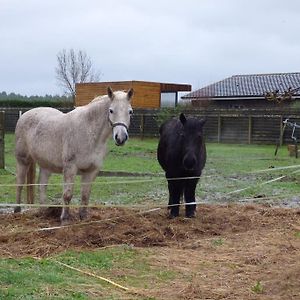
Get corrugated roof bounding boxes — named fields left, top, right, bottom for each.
left=183, top=72, right=300, bottom=99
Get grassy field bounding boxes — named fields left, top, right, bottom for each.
left=1, top=134, right=300, bottom=299
left=1, top=133, right=300, bottom=206
left=0, top=246, right=170, bottom=299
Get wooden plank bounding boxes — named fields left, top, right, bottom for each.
left=160, top=83, right=191, bottom=92
left=76, top=81, right=134, bottom=106
left=132, top=81, right=160, bottom=108
left=75, top=81, right=190, bottom=108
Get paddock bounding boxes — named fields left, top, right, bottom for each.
left=0, top=135, right=300, bottom=299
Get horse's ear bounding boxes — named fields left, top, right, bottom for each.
left=199, top=117, right=206, bottom=127
left=179, top=113, right=186, bottom=125
left=127, top=88, right=134, bottom=101
left=107, top=86, right=114, bottom=100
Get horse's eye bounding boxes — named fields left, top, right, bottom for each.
left=129, top=109, right=133, bottom=115
left=109, top=108, right=114, bottom=114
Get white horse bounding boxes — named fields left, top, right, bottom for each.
left=14, top=87, right=133, bottom=222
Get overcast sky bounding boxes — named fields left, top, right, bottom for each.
left=1, top=0, right=300, bottom=96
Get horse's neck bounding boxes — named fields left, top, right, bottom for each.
left=83, top=97, right=111, bottom=144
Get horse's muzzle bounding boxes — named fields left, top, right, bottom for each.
left=112, top=122, right=129, bottom=146
left=183, top=155, right=197, bottom=171
left=114, top=133, right=128, bottom=146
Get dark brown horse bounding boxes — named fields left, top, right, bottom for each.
left=157, top=113, right=206, bottom=218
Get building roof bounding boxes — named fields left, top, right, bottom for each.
left=76, top=80, right=191, bottom=93
left=183, top=72, right=300, bottom=100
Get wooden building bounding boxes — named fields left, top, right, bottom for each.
left=182, top=73, right=300, bottom=110
left=75, top=81, right=191, bottom=108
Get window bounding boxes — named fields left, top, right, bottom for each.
left=161, top=92, right=177, bottom=107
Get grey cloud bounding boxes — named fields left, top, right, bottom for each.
left=1, top=0, right=300, bottom=95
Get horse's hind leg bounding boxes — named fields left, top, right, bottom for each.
left=15, top=161, right=29, bottom=213
left=60, top=165, right=77, bottom=223
left=79, top=170, right=99, bottom=220
left=38, top=167, right=51, bottom=211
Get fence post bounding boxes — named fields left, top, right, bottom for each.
left=0, top=111, right=4, bottom=169
left=279, top=116, right=284, bottom=146
left=140, top=114, right=145, bottom=140
left=217, top=115, right=222, bottom=143
left=248, top=116, right=252, bottom=144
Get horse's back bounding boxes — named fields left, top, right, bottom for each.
left=16, top=107, right=63, bottom=132
left=16, top=107, right=64, bottom=146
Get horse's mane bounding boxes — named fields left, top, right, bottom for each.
left=90, top=90, right=128, bottom=104
left=90, top=94, right=108, bottom=104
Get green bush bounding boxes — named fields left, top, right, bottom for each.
left=0, top=99, right=73, bottom=108
left=154, top=106, right=186, bottom=127
left=0, top=91, right=73, bottom=108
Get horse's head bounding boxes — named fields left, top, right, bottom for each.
left=107, top=86, right=134, bottom=146
left=179, top=113, right=206, bottom=171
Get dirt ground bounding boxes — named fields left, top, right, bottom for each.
left=0, top=204, right=299, bottom=299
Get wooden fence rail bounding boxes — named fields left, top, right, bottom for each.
left=2, top=108, right=300, bottom=146
left=129, top=113, right=300, bottom=146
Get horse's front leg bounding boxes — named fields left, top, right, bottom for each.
left=79, top=170, right=99, bottom=220
left=60, top=165, right=77, bottom=223
left=184, top=179, right=198, bottom=218
left=168, top=179, right=183, bottom=218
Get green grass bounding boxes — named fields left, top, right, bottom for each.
left=2, top=133, right=300, bottom=206
left=0, top=247, right=175, bottom=299
left=251, top=280, right=264, bottom=294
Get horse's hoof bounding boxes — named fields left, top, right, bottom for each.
left=14, top=206, right=21, bottom=213
left=60, top=214, right=71, bottom=225
left=168, top=213, right=179, bottom=219
left=60, top=219, right=71, bottom=226
left=79, top=208, right=88, bottom=220
left=38, top=207, right=47, bottom=214
left=185, top=212, right=196, bottom=218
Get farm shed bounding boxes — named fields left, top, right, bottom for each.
left=182, top=72, right=300, bottom=109
left=75, top=81, right=191, bottom=108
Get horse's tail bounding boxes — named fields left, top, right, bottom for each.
left=26, top=162, right=36, bottom=204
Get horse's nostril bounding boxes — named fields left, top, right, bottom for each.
left=114, top=131, right=128, bottom=146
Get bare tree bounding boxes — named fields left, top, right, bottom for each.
left=265, top=87, right=300, bottom=103
left=55, top=49, right=101, bottom=100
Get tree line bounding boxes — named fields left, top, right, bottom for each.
left=0, top=91, right=73, bottom=108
